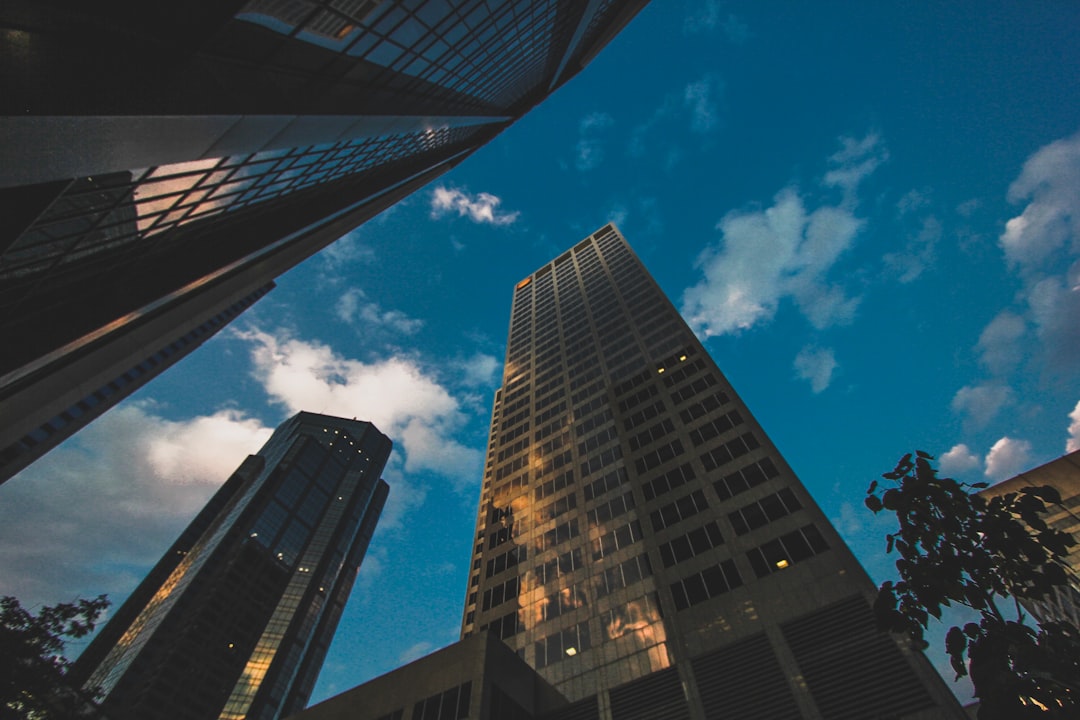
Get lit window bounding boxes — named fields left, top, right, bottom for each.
left=775, top=559, right=789, bottom=569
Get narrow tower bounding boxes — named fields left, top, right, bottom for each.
left=461, top=225, right=965, bottom=719
left=72, top=411, right=391, bottom=720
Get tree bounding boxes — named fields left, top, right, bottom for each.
left=865, top=452, right=1080, bottom=719
left=0, top=594, right=109, bottom=719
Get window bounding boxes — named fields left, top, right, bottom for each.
left=688, top=410, right=745, bottom=447
left=486, top=546, right=527, bottom=578
left=746, top=524, right=830, bottom=578
left=669, top=560, right=743, bottom=611
left=535, top=582, right=589, bottom=623
left=642, top=463, right=696, bottom=501
left=699, top=432, right=760, bottom=471
left=581, top=445, right=622, bottom=476
left=534, top=622, right=591, bottom=669
left=650, top=489, right=708, bottom=531
left=534, top=548, right=584, bottom=586
left=482, top=576, right=519, bottom=611
left=587, top=491, right=636, bottom=527
left=634, top=439, right=685, bottom=474
left=584, top=466, right=629, bottom=501
left=592, top=520, right=644, bottom=560
left=714, top=457, right=780, bottom=501
left=728, top=488, right=803, bottom=536
left=658, top=521, right=725, bottom=567
left=595, top=553, right=653, bottom=598
left=412, top=681, right=471, bottom=720
left=628, top=418, right=675, bottom=451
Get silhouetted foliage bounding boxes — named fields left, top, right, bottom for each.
left=0, top=594, right=109, bottom=719
left=866, top=452, right=1080, bottom=719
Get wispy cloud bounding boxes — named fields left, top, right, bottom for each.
left=453, top=352, right=501, bottom=388
left=336, top=288, right=424, bottom=335
left=951, top=382, right=1014, bottom=429
left=398, top=641, right=434, bottom=665
left=975, top=310, right=1027, bottom=375
left=984, top=436, right=1033, bottom=481
left=430, top=186, right=519, bottom=226
left=793, top=346, right=837, bottom=393
left=683, top=1, right=751, bottom=43
left=575, top=112, right=614, bottom=172
left=683, top=75, right=722, bottom=134
left=823, top=132, right=889, bottom=207
left=321, top=228, right=377, bottom=269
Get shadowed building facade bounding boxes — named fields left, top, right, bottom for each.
left=980, top=450, right=1080, bottom=629
left=458, top=225, right=966, bottom=719
left=70, top=412, right=391, bottom=720
left=0, top=0, right=650, bottom=484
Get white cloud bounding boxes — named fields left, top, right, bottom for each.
left=430, top=186, right=519, bottom=226
left=793, top=346, right=837, bottom=393
left=683, top=75, right=722, bottom=134
left=976, top=310, right=1027, bottom=375
left=237, top=328, right=482, bottom=491
left=575, top=112, right=614, bottom=172
left=951, top=383, right=1014, bottom=429
left=823, top=132, right=889, bottom=206
left=984, top=437, right=1033, bottom=481
left=336, top=288, right=424, bottom=335
left=1000, top=132, right=1080, bottom=270
left=1067, top=400, right=1080, bottom=453
left=938, top=444, right=982, bottom=476
left=681, top=187, right=862, bottom=337
left=991, top=132, right=1080, bottom=372
left=0, top=404, right=271, bottom=608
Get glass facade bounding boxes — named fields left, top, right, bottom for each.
left=75, top=412, right=392, bottom=720
left=462, top=226, right=965, bottom=719
left=0, top=0, right=651, bottom=487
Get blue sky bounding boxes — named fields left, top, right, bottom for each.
left=2, top=0, right=1080, bottom=707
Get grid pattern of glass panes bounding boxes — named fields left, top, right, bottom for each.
left=1, top=124, right=477, bottom=283
left=462, top=226, right=847, bottom=705
left=235, top=0, right=608, bottom=111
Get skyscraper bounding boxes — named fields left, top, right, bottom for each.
left=0, top=0, right=650, bottom=484
left=0, top=281, right=274, bottom=484
left=71, top=411, right=391, bottom=720
left=460, top=225, right=965, bottom=719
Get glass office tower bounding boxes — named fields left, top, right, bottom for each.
left=0, top=0, right=650, bottom=485
left=461, top=225, right=965, bottom=719
left=71, top=412, right=391, bottom=720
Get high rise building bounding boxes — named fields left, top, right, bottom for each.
left=0, top=0, right=650, bottom=484
left=459, top=224, right=965, bottom=719
left=70, top=411, right=392, bottom=720
left=980, top=450, right=1080, bottom=629
left=0, top=281, right=274, bottom=484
